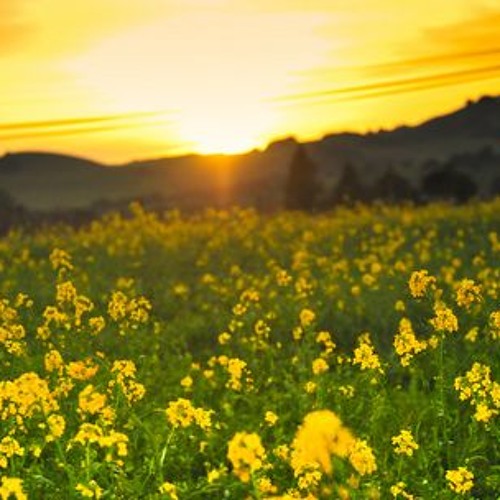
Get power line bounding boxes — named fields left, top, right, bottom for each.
left=274, top=64, right=500, bottom=104
left=0, top=110, right=172, bottom=132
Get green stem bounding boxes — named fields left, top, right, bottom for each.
left=437, top=336, right=448, bottom=468
left=158, top=427, right=176, bottom=482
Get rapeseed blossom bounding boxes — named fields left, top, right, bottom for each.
left=291, top=410, right=355, bottom=475
left=446, top=467, right=474, bottom=494
left=430, top=303, right=458, bottom=333
left=348, top=439, right=377, bottom=476
left=165, top=398, right=213, bottom=430
left=393, top=318, right=427, bottom=366
left=353, top=333, right=383, bottom=373
left=227, top=432, right=266, bottom=482
left=159, top=481, right=178, bottom=499
left=455, top=279, right=481, bottom=309
left=390, top=481, right=414, bottom=499
left=408, top=270, right=435, bottom=298
left=0, top=477, right=26, bottom=500
left=391, top=430, right=419, bottom=456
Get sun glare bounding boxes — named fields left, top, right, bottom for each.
left=176, top=101, right=276, bottom=155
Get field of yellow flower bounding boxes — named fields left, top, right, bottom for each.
left=0, top=199, right=499, bottom=499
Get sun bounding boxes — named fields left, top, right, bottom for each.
left=175, top=100, right=276, bottom=155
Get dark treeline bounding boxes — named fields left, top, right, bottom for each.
left=284, top=144, right=499, bottom=211
left=1, top=143, right=499, bottom=234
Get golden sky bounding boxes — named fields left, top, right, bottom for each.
left=1, top=0, right=499, bottom=162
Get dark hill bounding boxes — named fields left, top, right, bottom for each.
left=1, top=95, right=498, bottom=211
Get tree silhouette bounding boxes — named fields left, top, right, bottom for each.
left=371, top=167, right=416, bottom=203
left=0, top=189, right=25, bottom=234
left=330, top=162, right=366, bottom=206
left=421, top=168, right=477, bottom=204
left=284, top=144, right=318, bottom=211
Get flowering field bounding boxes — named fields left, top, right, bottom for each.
left=0, top=199, right=499, bottom=499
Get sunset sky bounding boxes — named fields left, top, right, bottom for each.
left=1, top=0, right=499, bottom=163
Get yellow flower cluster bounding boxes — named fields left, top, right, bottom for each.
left=0, top=436, right=24, bottom=468
left=312, top=357, right=329, bottom=375
left=75, top=480, right=103, bottom=499
left=429, top=303, right=458, bottom=333
left=66, top=358, right=99, bottom=381
left=71, top=423, right=129, bottom=465
left=159, top=481, right=178, bottom=499
left=490, top=310, right=500, bottom=340
left=227, top=431, right=266, bottom=482
left=408, top=270, right=436, bottom=298
left=107, top=291, right=151, bottom=332
left=445, top=467, right=474, bottom=494
left=109, top=360, right=146, bottom=404
left=353, top=333, right=383, bottom=373
left=348, top=439, right=377, bottom=476
left=0, top=372, right=59, bottom=427
left=290, top=410, right=376, bottom=478
left=78, top=385, right=114, bottom=423
left=49, top=248, right=73, bottom=272
left=390, top=481, right=414, bottom=499
left=455, top=279, right=482, bottom=309
left=393, top=318, right=427, bottom=367
left=391, top=430, right=419, bottom=456
left=265, top=411, right=279, bottom=426
left=165, top=398, right=213, bottom=431
left=0, top=298, right=27, bottom=357
left=316, top=331, right=336, bottom=355
left=210, top=356, right=252, bottom=391
left=45, top=414, right=66, bottom=442
left=0, top=477, right=26, bottom=500
left=454, top=363, right=499, bottom=423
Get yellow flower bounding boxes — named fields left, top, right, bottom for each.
left=207, top=467, right=225, bottom=483
left=291, top=410, right=355, bottom=475
left=0, top=437, right=24, bottom=468
left=353, top=333, right=383, bottom=373
left=46, top=414, right=66, bottom=442
left=227, top=432, right=266, bottom=482
left=408, top=270, right=435, bottom=298
left=446, top=467, right=474, bottom=494
left=165, top=398, right=212, bottom=430
left=430, top=303, right=458, bottom=333
left=348, top=439, right=377, bottom=476
left=78, top=385, right=110, bottom=419
left=489, top=311, right=500, bottom=340
left=0, top=477, right=27, bottom=500
left=393, top=318, right=427, bottom=367
left=312, top=358, right=329, bottom=375
left=44, top=349, right=64, bottom=374
left=66, top=359, right=99, bottom=381
left=159, top=481, right=178, bottom=499
left=316, top=331, right=336, bottom=354
left=218, top=332, right=231, bottom=345
left=391, top=430, right=419, bottom=456
left=49, top=248, right=73, bottom=271
left=226, top=358, right=248, bottom=391
left=257, top=477, right=278, bottom=494
left=390, top=481, right=414, bottom=499
left=299, top=308, right=316, bottom=328
left=455, top=279, right=481, bottom=308
left=474, top=403, right=497, bottom=423
left=304, top=381, right=317, bottom=394
left=180, top=375, right=193, bottom=389
left=265, top=411, right=279, bottom=426
left=75, top=480, right=103, bottom=498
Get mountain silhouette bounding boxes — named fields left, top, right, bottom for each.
left=1, top=95, right=499, bottom=211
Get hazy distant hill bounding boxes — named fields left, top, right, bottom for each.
left=1, top=95, right=499, bottom=211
